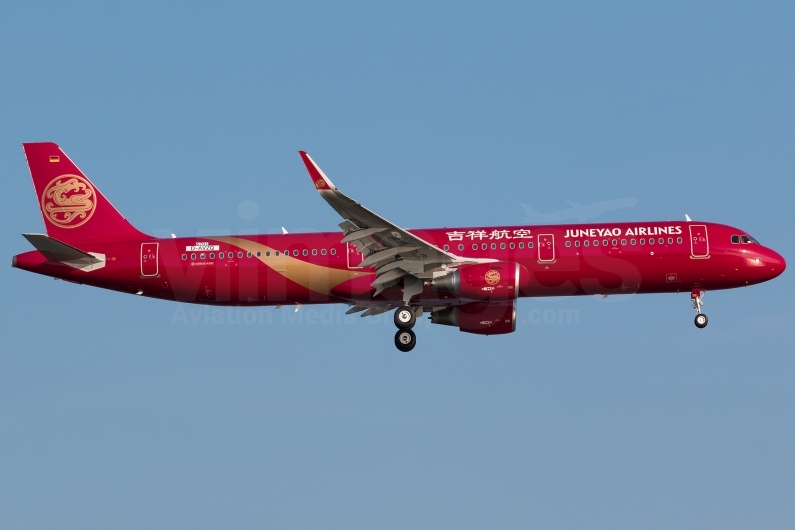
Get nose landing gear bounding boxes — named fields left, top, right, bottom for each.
left=691, top=289, right=708, bottom=328
left=393, top=307, right=418, bottom=351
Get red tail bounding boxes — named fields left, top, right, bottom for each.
left=23, top=142, right=147, bottom=245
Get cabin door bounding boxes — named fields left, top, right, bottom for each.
left=689, top=225, right=709, bottom=258
left=538, top=234, right=555, bottom=262
left=141, top=242, right=159, bottom=277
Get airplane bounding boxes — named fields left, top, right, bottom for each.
left=12, top=142, right=786, bottom=351
left=521, top=198, right=639, bottom=224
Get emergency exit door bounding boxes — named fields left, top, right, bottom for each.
left=689, top=225, right=709, bottom=258
left=538, top=234, right=555, bottom=262
left=141, top=242, right=159, bottom=277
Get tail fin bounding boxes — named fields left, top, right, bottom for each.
left=23, top=142, right=146, bottom=245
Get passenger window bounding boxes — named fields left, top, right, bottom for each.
left=312, top=249, right=317, bottom=255
left=330, top=248, right=336, bottom=255
left=648, top=238, right=654, bottom=245
left=731, top=235, right=740, bottom=244
left=210, top=253, right=215, bottom=259
left=275, top=251, right=280, bottom=256
left=256, top=251, right=261, bottom=257
left=667, top=238, right=673, bottom=244
left=528, top=242, right=534, bottom=248
left=200, top=253, right=206, bottom=259
left=490, top=243, right=496, bottom=250
left=603, top=240, right=609, bottom=246
left=482, top=243, right=487, bottom=250
left=182, top=254, right=187, bottom=260
left=238, top=252, right=243, bottom=258
left=302, top=249, right=308, bottom=256
left=677, top=237, right=682, bottom=244
left=575, top=240, right=580, bottom=247
left=611, top=239, right=617, bottom=247
left=593, top=240, right=599, bottom=246
left=458, top=244, right=464, bottom=251
left=621, top=239, right=626, bottom=245
left=584, top=240, right=589, bottom=247
left=293, top=250, right=299, bottom=256
left=631, top=239, right=636, bottom=245
left=443, top=245, right=449, bottom=251
left=472, top=244, right=478, bottom=250
left=247, top=252, right=252, bottom=258
left=565, top=241, right=571, bottom=247
left=509, top=242, right=515, bottom=249
left=266, top=251, right=271, bottom=256
left=191, top=253, right=196, bottom=260
left=659, top=238, right=664, bottom=244
left=500, top=243, right=506, bottom=249
left=640, top=239, right=645, bottom=245
left=321, top=249, right=327, bottom=255
left=519, top=242, right=524, bottom=249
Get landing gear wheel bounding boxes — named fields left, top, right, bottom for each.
left=394, top=329, right=417, bottom=352
left=694, top=314, right=708, bottom=329
left=394, top=307, right=416, bottom=330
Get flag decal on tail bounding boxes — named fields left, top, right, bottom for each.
left=49, top=156, right=60, bottom=163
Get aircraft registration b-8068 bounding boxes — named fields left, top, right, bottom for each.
left=13, top=143, right=786, bottom=351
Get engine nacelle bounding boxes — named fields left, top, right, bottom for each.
left=431, top=300, right=517, bottom=335
left=431, top=262, right=528, bottom=301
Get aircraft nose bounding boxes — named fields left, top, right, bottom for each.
left=763, top=247, right=786, bottom=279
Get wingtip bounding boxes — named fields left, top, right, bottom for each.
left=298, top=151, right=336, bottom=191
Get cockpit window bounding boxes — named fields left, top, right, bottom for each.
left=731, top=235, right=740, bottom=244
left=741, top=235, right=757, bottom=244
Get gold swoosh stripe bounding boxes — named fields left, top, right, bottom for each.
left=214, top=237, right=371, bottom=296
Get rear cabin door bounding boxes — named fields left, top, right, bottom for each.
left=538, top=234, right=555, bottom=262
left=347, top=242, right=364, bottom=269
left=689, top=225, right=709, bottom=258
left=141, top=242, right=159, bottom=277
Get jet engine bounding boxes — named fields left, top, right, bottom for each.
left=431, top=262, right=528, bottom=301
left=430, top=300, right=516, bottom=335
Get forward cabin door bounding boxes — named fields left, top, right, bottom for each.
left=141, top=242, right=159, bottom=277
left=347, top=242, right=364, bottom=269
left=689, top=225, right=709, bottom=258
left=538, top=234, right=555, bottom=263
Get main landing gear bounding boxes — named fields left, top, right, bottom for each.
left=691, top=289, right=708, bottom=329
left=394, top=306, right=417, bottom=352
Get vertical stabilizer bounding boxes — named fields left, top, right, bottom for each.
left=22, top=142, right=147, bottom=245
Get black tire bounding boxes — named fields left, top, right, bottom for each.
left=394, top=307, right=416, bottom=329
left=394, top=329, right=417, bottom=352
left=694, top=314, right=708, bottom=329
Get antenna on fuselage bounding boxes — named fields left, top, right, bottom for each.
left=685, top=214, right=692, bottom=222
left=281, top=227, right=288, bottom=234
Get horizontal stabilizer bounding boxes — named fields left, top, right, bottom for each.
left=22, top=232, right=102, bottom=265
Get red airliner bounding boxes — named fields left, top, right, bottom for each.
left=13, top=143, right=786, bottom=351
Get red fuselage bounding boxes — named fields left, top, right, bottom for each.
left=12, top=221, right=786, bottom=306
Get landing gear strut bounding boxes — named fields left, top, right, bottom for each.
left=394, top=307, right=417, bottom=351
left=691, top=289, right=708, bottom=329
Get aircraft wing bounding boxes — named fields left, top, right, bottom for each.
left=299, top=151, right=464, bottom=298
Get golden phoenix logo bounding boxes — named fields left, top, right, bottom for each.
left=41, top=174, right=96, bottom=229
left=315, top=179, right=326, bottom=189
left=484, top=269, right=501, bottom=285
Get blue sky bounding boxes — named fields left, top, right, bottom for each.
left=1, top=1, right=793, bottom=528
